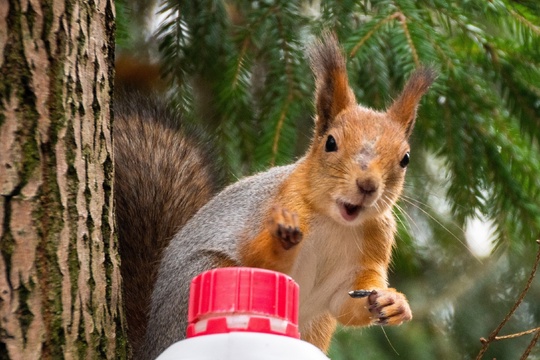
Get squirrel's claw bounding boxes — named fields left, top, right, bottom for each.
left=366, top=289, right=412, bottom=326
left=269, top=205, right=303, bottom=250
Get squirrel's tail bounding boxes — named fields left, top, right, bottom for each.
left=113, top=72, right=222, bottom=353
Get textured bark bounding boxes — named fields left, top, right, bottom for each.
left=0, top=0, right=126, bottom=359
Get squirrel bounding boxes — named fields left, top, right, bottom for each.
left=120, top=33, right=435, bottom=359
left=113, top=57, right=223, bottom=355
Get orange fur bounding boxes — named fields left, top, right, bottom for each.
left=388, top=67, right=437, bottom=137
left=238, top=33, right=432, bottom=349
left=239, top=161, right=317, bottom=274
left=240, top=226, right=303, bottom=274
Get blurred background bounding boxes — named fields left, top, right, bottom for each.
left=114, top=1, right=540, bottom=358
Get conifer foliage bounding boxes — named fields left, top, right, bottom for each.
left=116, top=0, right=540, bottom=357
left=152, top=0, right=540, bottom=249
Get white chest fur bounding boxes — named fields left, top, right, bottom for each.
left=289, top=217, right=365, bottom=326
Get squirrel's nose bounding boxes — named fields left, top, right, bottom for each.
left=357, top=178, right=378, bottom=195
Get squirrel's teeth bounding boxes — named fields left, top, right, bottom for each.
left=338, top=200, right=362, bottom=222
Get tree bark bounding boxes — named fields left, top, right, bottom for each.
left=0, top=0, right=126, bottom=359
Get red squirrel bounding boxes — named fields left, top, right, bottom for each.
left=116, top=34, right=435, bottom=359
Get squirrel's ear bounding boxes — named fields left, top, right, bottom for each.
left=309, top=32, right=356, bottom=137
left=387, top=67, right=436, bottom=138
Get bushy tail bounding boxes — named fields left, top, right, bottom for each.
left=113, top=88, right=222, bottom=354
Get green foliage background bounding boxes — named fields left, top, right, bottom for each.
left=116, top=0, right=540, bottom=358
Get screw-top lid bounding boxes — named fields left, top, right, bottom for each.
left=186, top=267, right=300, bottom=339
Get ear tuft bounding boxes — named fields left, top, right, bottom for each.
left=387, top=67, right=436, bottom=137
left=309, top=32, right=356, bottom=136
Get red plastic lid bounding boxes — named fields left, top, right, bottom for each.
left=186, top=267, right=300, bottom=338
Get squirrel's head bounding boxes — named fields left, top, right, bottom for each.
left=305, top=33, right=436, bottom=226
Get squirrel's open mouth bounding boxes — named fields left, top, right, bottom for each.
left=337, top=200, right=362, bottom=222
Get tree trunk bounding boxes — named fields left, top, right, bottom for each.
left=0, top=0, right=126, bottom=359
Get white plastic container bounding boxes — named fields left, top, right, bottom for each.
left=156, top=267, right=329, bottom=360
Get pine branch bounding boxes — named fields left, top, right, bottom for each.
left=270, top=93, right=294, bottom=166
left=509, top=9, right=540, bottom=36
left=520, top=329, right=540, bottom=360
left=476, top=240, right=540, bottom=359
left=349, top=12, right=401, bottom=57
left=493, top=326, right=540, bottom=341
left=268, top=8, right=299, bottom=166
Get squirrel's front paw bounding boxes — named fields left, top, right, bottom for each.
left=367, top=288, right=412, bottom=326
left=268, top=205, right=303, bottom=250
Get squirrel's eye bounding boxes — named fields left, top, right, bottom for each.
left=325, top=135, right=338, bottom=152
left=400, top=152, right=410, bottom=168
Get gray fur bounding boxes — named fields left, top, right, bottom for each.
left=138, top=164, right=297, bottom=360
